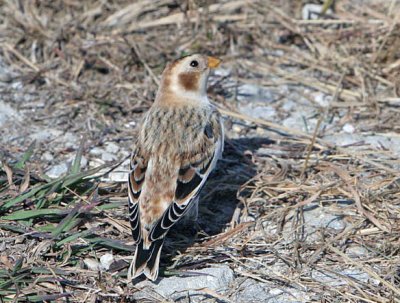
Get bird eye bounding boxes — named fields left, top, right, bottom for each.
left=190, top=60, right=199, bottom=67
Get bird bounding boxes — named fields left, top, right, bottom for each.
left=127, top=54, right=224, bottom=281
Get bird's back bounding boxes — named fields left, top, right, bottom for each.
left=134, top=102, right=220, bottom=234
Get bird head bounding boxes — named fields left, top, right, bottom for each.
left=157, top=54, right=221, bottom=103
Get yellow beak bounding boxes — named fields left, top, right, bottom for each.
left=207, top=56, right=221, bottom=68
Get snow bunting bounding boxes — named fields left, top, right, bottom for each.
left=127, top=54, right=224, bottom=281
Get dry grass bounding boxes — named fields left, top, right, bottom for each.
left=0, top=0, right=400, bottom=302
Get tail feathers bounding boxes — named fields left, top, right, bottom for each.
left=128, top=238, right=164, bottom=282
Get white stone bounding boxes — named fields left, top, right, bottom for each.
left=342, top=123, right=355, bottom=133
left=30, top=129, right=63, bottom=142
left=83, top=258, right=101, bottom=271
left=41, top=151, right=54, bottom=162
left=311, top=268, right=377, bottom=287
left=89, top=147, right=105, bottom=156
left=100, top=253, right=114, bottom=271
left=45, top=163, right=68, bottom=179
left=282, top=204, right=347, bottom=244
left=66, top=155, right=88, bottom=170
left=101, top=151, right=118, bottom=162
left=62, top=132, right=79, bottom=148
left=105, top=142, right=119, bottom=154
left=234, top=279, right=309, bottom=303
left=45, top=155, right=87, bottom=178
left=0, top=101, right=22, bottom=126
left=132, top=265, right=234, bottom=301
left=302, top=4, right=333, bottom=20
left=323, top=134, right=400, bottom=157
left=232, top=124, right=242, bottom=133
left=237, top=84, right=260, bottom=99
left=235, top=279, right=270, bottom=303
left=125, top=121, right=136, bottom=128
left=105, top=171, right=128, bottom=182
left=313, top=92, right=331, bottom=107
left=346, top=245, right=369, bottom=257
left=239, top=104, right=276, bottom=121
left=213, top=68, right=230, bottom=77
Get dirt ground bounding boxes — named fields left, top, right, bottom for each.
left=0, top=0, right=400, bottom=302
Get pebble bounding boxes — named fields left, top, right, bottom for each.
left=41, top=151, right=54, bottom=162
left=83, top=258, right=101, bottom=271
left=100, top=253, right=114, bottom=271
left=105, top=142, right=119, bottom=154
left=45, top=163, right=68, bottom=179
left=101, top=151, right=118, bottom=162
left=342, top=123, right=355, bottom=133
left=132, top=265, right=234, bottom=302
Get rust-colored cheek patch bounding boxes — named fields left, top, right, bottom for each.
left=179, top=72, right=199, bottom=91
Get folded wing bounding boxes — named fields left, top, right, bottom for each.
left=149, top=112, right=223, bottom=241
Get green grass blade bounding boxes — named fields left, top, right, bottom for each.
left=14, top=141, right=36, bottom=170
left=1, top=208, right=66, bottom=220
left=11, top=258, right=24, bottom=275
left=0, top=183, right=52, bottom=210
left=0, top=164, right=108, bottom=212
left=0, top=223, right=28, bottom=234
left=51, top=204, right=80, bottom=237
left=84, top=236, right=134, bottom=252
left=55, top=229, right=94, bottom=247
left=26, top=293, right=72, bottom=302
left=70, top=138, right=85, bottom=174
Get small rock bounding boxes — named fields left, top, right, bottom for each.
left=0, top=241, right=6, bottom=252
left=237, top=84, right=276, bottom=102
left=90, top=146, right=118, bottom=162
left=213, top=68, right=230, bottom=77
left=83, top=258, right=101, bottom=271
left=106, top=171, right=127, bottom=182
left=239, top=104, right=276, bottom=121
left=323, top=134, right=400, bottom=158
left=311, top=268, right=377, bottom=287
left=45, top=155, right=88, bottom=178
left=342, top=123, right=355, bottom=133
left=302, top=3, right=333, bottom=20
left=125, top=121, right=136, bottom=128
left=14, top=237, right=25, bottom=244
left=132, top=265, right=234, bottom=302
left=238, top=84, right=259, bottom=99
left=62, top=132, right=79, bottom=149
left=313, top=92, right=331, bottom=107
left=303, top=205, right=346, bottom=230
left=234, top=279, right=309, bottom=303
left=119, top=149, right=130, bottom=158
left=232, top=124, right=242, bottom=133
left=0, top=101, right=22, bottom=127
left=79, top=156, right=88, bottom=168
left=105, top=142, right=119, bottom=154
left=346, top=245, right=369, bottom=257
left=234, top=279, right=270, bottom=303
left=101, top=151, right=118, bottom=162
left=30, top=129, right=63, bottom=142
left=67, top=155, right=88, bottom=169
left=100, top=253, right=114, bottom=271
left=282, top=204, right=347, bottom=243
left=90, top=147, right=105, bottom=156
left=41, top=151, right=54, bottom=162
left=45, top=163, right=68, bottom=179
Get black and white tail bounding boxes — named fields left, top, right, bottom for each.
left=128, top=238, right=164, bottom=281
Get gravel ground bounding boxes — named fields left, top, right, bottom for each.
left=1, top=1, right=399, bottom=302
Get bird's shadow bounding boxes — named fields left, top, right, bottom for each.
left=158, top=136, right=274, bottom=276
